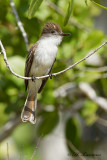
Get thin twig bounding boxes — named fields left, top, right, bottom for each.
left=53, top=133, right=87, bottom=160
left=67, top=140, right=87, bottom=160
left=21, top=145, right=23, bottom=160
left=0, top=40, right=107, bottom=80
left=9, top=0, right=29, bottom=52
left=47, top=1, right=90, bottom=32
left=7, top=143, right=9, bottom=160
left=30, top=136, right=42, bottom=160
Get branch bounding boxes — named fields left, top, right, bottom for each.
left=0, top=115, right=21, bottom=142
left=9, top=0, right=29, bottom=52
left=54, top=82, right=107, bottom=112
left=79, top=82, right=107, bottom=111
left=0, top=40, right=107, bottom=80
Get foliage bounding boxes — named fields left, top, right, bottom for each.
left=0, top=0, right=107, bottom=159
left=90, top=0, right=107, bottom=10
left=64, top=0, right=74, bottom=26
left=28, top=0, right=44, bottom=19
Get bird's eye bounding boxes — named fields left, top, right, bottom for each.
left=51, top=30, right=55, bottom=33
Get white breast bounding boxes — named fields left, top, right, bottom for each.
left=30, top=36, right=62, bottom=76
left=36, top=37, right=58, bottom=65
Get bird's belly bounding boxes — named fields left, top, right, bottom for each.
left=30, top=45, right=58, bottom=76
left=31, top=62, right=50, bottom=77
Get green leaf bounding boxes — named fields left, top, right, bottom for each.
left=65, top=117, right=81, bottom=153
left=64, top=0, right=74, bottom=26
left=80, top=99, right=98, bottom=125
left=91, top=0, right=107, bottom=10
left=37, top=110, right=59, bottom=136
left=85, top=0, right=88, bottom=6
left=28, top=0, right=44, bottom=19
left=81, top=100, right=98, bottom=117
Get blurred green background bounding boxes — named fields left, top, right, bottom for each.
left=0, top=0, right=107, bottom=159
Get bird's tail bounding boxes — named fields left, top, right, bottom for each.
left=21, top=93, right=37, bottom=124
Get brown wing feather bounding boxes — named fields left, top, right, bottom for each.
left=25, top=43, right=37, bottom=90
left=38, top=59, right=56, bottom=93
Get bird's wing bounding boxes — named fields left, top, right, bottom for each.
left=38, top=58, right=56, bottom=93
left=25, top=43, right=37, bottom=90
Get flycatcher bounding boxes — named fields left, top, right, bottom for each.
left=21, top=22, right=70, bottom=124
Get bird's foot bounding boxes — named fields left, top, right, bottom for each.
left=32, top=76, right=35, bottom=82
left=49, top=73, right=53, bottom=79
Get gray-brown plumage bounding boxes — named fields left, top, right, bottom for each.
left=21, top=22, right=70, bottom=124
left=25, top=43, right=55, bottom=92
left=25, top=22, right=61, bottom=92
left=25, top=43, right=37, bottom=91
left=41, top=22, right=62, bottom=35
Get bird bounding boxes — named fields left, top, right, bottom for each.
left=21, top=22, right=70, bottom=124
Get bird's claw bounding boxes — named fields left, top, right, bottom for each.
left=49, top=73, right=53, bottom=79
left=32, top=76, right=35, bottom=82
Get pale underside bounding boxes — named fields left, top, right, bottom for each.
left=25, top=35, right=62, bottom=94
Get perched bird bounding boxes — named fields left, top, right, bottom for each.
left=21, top=22, right=70, bottom=124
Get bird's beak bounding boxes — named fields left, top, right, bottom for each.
left=60, top=33, right=71, bottom=36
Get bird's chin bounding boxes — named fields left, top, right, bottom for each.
left=47, top=35, right=62, bottom=46
left=41, top=34, right=62, bottom=46
left=54, top=35, right=62, bottom=45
